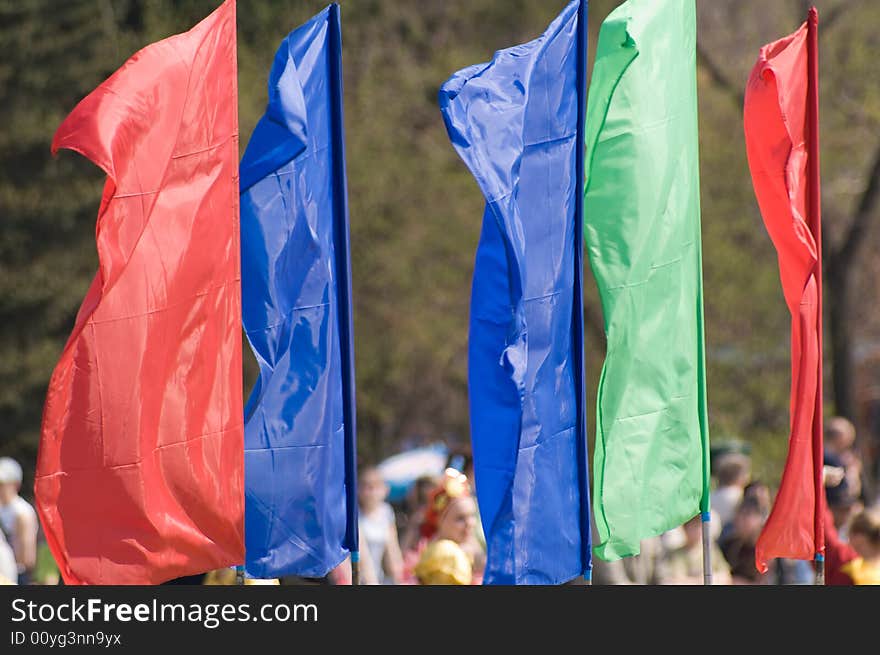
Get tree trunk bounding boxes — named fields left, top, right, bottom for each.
left=826, top=262, right=854, bottom=421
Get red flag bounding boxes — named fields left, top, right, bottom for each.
left=36, top=0, right=244, bottom=585
left=744, top=11, right=824, bottom=573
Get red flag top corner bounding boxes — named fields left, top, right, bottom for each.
left=36, top=0, right=244, bottom=585
left=744, top=20, right=823, bottom=573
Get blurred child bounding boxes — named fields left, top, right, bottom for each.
left=841, top=507, right=880, bottom=585
left=825, top=416, right=864, bottom=503
left=413, top=468, right=480, bottom=585
left=710, top=452, right=751, bottom=529
left=718, top=496, right=768, bottom=584
left=358, top=467, right=404, bottom=584
left=0, top=458, right=37, bottom=584
left=399, top=474, right=439, bottom=553
left=0, top=530, right=16, bottom=585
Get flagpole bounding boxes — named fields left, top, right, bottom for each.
left=807, top=6, right=825, bottom=586
left=694, top=3, right=713, bottom=586
left=701, top=513, right=712, bottom=585
left=328, top=2, right=360, bottom=586
left=573, top=0, right=593, bottom=586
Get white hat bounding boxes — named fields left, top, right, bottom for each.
left=0, top=458, right=22, bottom=484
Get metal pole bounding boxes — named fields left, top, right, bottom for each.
left=807, top=6, right=825, bottom=586
left=701, top=512, right=713, bottom=585
left=350, top=553, right=359, bottom=587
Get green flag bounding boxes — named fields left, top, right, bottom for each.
left=584, top=0, right=710, bottom=561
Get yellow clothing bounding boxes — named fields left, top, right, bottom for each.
left=841, top=558, right=880, bottom=585
left=203, top=568, right=237, bottom=585
left=414, top=539, right=472, bottom=585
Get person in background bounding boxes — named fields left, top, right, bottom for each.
left=710, top=452, right=751, bottom=530
left=0, top=529, right=17, bottom=585
left=591, top=526, right=668, bottom=585
left=821, top=464, right=859, bottom=585
left=742, top=480, right=771, bottom=517
left=399, top=474, right=439, bottom=554
left=0, top=457, right=38, bottom=584
left=840, top=507, right=880, bottom=585
left=459, top=456, right=486, bottom=571
left=733, top=479, right=815, bottom=584
left=357, top=466, right=404, bottom=584
left=413, top=468, right=479, bottom=585
left=444, top=448, right=486, bottom=579
left=824, top=507, right=858, bottom=585
left=825, top=470, right=862, bottom=542
left=662, top=515, right=731, bottom=585
left=718, top=495, right=768, bottom=584
left=824, top=416, right=864, bottom=504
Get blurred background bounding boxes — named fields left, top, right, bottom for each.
left=2, top=0, right=879, bottom=509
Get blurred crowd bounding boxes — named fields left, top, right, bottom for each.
left=590, top=416, right=880, bottom=585
left=2, top=413, right=878, bottom=586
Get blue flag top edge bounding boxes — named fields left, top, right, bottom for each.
left=439, top=0, right=590, bottom=585
left=239, top=4, right=356, bottom=579
left=239, top=32, right=308, bottom=194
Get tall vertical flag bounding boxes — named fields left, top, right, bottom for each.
left=584, top=0, right=710, bottom=561
left=745, top=9, right=824, bottom=573
left=439, top=0, right=591, bottom=584
left=240, top=4, right=358, bottom=579
left=36, top=0, right=244, bottom=585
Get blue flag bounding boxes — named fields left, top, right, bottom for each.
left=438, top=0, right=590, bottom=584
left=240, top=4, right=357, bottom=579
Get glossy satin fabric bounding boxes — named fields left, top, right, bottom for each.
left=745, top=22, right=820, bottom=572
left=240, top=6, right=349, bottom=578
left=584, top=0, right=709, bottom=561
left=36, top=0, right=244, bottom=585
left=439, top=0, right=590, bottom=584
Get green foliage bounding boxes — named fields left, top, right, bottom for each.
left=2, top=0, right=878, bottom=497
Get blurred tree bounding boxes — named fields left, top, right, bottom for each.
left=0, top=0, right=131, bottom=495
left=2, top=0, right=879, bottom=493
